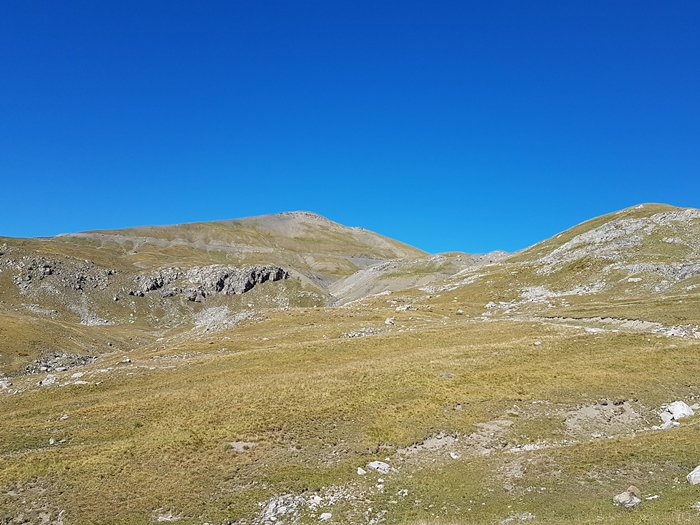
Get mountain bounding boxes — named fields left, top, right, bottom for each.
left=1, top=204, right=700, bottom=525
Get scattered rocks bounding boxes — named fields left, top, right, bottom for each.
left=194, top=307, right=258, bottom=332
left=384, top=317, right=395, bottom=325
left=341, top=327, right=382, bottom=338
left=657, top=401, right=695, bottom=429
left=502, top=512, right=535, bottom=523
left=255, top=485, right=362, bottom=525
left=613, top=486, right=641, bottom=508
left=25, top=353, right=96, bottom=375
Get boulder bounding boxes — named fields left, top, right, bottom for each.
left=687, top=465, right=700, bottom=485
left=367, top=461, right=391, bottom=474
left=666, top=401, right=695, bottom=420
left=613, top=486, right=641, bottom=508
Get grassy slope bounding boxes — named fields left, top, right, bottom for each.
left=2, top=296, right=700, bottom=524
left=2, top=205, right=700, bottom=523
left=71, top=212, right=427, bottom=274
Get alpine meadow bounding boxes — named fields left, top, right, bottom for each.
left=2, top=204, right=700, bottom=524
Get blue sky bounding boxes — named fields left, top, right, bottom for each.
left=1, top=1, right=699, bottom=253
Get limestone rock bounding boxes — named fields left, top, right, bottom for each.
left=131, top=264, right=289, bottom=300
left=367, top=461, right=391, bottom=474
left=38, top=374, right=57, bottom=387
left=613, top=486, right=641, bottom=508
left=663, top=401, right=694, bottom=420
left=687, top=465, right=700, bottom=485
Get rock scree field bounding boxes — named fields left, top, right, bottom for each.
left=2, top=204, right=700, bottom=524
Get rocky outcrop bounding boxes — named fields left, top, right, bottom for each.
left=1, top=248, right=116, bottom=293
left=129, top=265, right=289, bottom=301
left=131, top=267, right=183, bottom=296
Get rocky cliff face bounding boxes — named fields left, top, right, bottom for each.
left=130, top=265, right=289, bottom=301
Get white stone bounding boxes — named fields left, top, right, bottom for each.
left=687, top=465, right=700, bottom=485
left=613, top=490, right=641, bottom=508
left=357, top=467, right=366, bottom=475
left=667, top=401, right=694, bottom=420
left=39, top=374, right=57, bottom=386
left=319, top=512, right=332, bottom=521
left=659, top=411, right=674, bottom=424
left=367, top=461, right=391, bottom=474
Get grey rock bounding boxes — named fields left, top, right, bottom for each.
left=25, top=353, right=96, bottom=375
left=39, top=374, right=57, bottom=386
left=367, top=461, right=391, bottom=474
left=687, top=465, right=700, bottom=485
left=131, top=264, right=289, bottom=300
left=613, top=486, right=641, bottom=508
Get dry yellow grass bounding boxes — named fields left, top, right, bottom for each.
left=2, top=301, right=700, bottom=523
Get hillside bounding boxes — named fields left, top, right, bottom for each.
left=2, top=204, right=700, bottom=525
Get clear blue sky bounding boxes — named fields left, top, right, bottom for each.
left=2, top=1, right=699, bottom=253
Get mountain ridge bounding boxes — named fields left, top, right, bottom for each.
left=2, top=202, right=700, bottom=524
